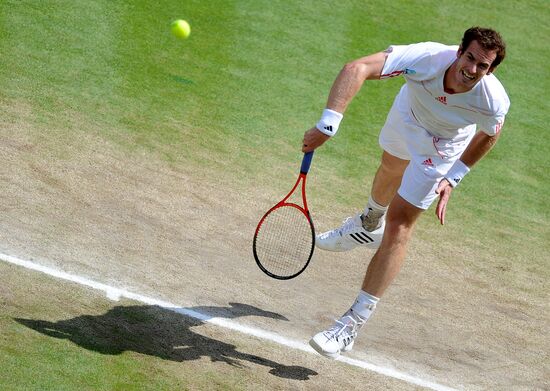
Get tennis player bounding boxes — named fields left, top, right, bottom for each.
left=302, top=27, right=509, bottom=358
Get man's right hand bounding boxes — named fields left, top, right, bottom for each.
left=302, top=127, right=330, bottom=153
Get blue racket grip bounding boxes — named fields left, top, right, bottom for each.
left=300, top=151, right=314, bottom=174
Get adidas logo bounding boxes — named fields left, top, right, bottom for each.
left=454, top=177, right=461, bottom=184
left=324, top=125, right=333, bottom=133
left=348, top=232, right=373, bottom=245
left=436, top=96, right=447, bottom=105
left=422, top=158, right=434, bottom=167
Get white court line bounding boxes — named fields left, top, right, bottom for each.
left=0, top=252, right=458, bottom=391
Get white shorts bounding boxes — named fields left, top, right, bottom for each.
left=379, top=94, right=475, bottom=209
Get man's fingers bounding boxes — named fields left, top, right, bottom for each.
left=302, top=143, right=314, bottom=153
left=436, top=198, right=442, bottom=224
left=302, top=127, right=330, bottom=152
left=302, top=142, right=318, bottom=153
left=438, top=200, right=446, bottom=225
left=435, top=179, right=452, bottom=225
left=435, top=196, right=446, bottom=225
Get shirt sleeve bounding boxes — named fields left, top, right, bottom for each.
left=478, top=113, right=507, bottom=136
left=381, top=42, right=457, bottom=81
left=478, top=89, right=510, bottom=136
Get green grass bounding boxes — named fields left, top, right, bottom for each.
left=1, top=329, right=182, bottom=391
left=0, top=0, right=549, bottom=388
left=0, top=264, right=257, bottom=391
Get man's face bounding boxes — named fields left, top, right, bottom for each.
left=453, top=40, right=498, bottom=91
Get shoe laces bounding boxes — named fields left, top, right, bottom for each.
left=324, top=311, right=367, bottom=342
left=338, top=216, right=360, bottom=235
left=319, top=216, right=355, bottom=239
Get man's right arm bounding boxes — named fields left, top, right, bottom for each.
left=302, top=51, right=388, bottom=152
left=326, top=51, right=388, bottom=113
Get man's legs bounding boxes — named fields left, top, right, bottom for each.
left=310, top=152, right=425, bottom=359
left=315, top=151, right=408, bottom=252
left=362, top=151, right=409, bottom=230
left=370, top=150, right=409, bottom=207
left=309, top=193, right=424, bottom=359
left=361, top=194, right=423, bottom=297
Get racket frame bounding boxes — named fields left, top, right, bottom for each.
left=253, top=152, right=315, bottom=280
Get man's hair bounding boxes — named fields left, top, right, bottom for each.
left=461, top=27, right=506, bottom=68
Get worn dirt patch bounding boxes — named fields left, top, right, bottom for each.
left=0, top=123, right=547, bottom=390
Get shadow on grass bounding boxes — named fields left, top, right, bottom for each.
left=15, top=302, right=317, bottom=380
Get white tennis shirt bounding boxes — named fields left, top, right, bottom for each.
left=381, top=42, right=510, bottom=139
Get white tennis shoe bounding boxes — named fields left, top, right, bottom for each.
left=315, top=213, right=385, bottom=252
left=309, top=311, right=367, bottom=359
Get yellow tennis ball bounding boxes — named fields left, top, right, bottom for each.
left=171, top=19, right=191, bottom=39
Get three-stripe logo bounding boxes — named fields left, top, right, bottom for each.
left=349, top=232, right=374, bottom=244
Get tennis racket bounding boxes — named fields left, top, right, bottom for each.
left=253, top=151, right=315, bottom=280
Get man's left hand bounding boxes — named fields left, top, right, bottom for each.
left=435, top=179, right=453, bottom=225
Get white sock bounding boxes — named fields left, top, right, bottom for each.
left=364, top=195, right=388, bottom=216
left=349, top=290, right=380, bottom=320
left=362, top=196, right=388, bottom=231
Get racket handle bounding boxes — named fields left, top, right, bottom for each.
left=300, top=151, right=314, bottom=174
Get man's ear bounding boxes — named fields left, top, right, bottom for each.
left=487, top=65, right=497, bottom=75
left=457, top=45, right=463, bottom=58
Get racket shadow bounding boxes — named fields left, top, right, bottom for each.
left=190, top=302, right=289, bottom=321
left=15, top=303, right=317, bottom=381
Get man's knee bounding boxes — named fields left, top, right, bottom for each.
left=379, top=151, right=409, bottom=178
left=386, top=194, right=423, bottom=229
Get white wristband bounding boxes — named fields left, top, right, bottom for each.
left=316, top=108, right=343, bottom=137
left=445, top=159, right=470, bottom=187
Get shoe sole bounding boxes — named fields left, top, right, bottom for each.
left=314, top=243, right=352, bottom=252
left=308, top=338, right=340, bottom=359
left=315, top=240, right=381, bottom=252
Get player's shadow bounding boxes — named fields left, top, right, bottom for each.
left=15, top=302, right=317, bottom=380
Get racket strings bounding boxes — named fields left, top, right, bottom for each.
left=255, top=205, right=314, bottom=277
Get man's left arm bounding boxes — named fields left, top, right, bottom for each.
left=435, top=131, right=501, bottom=225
